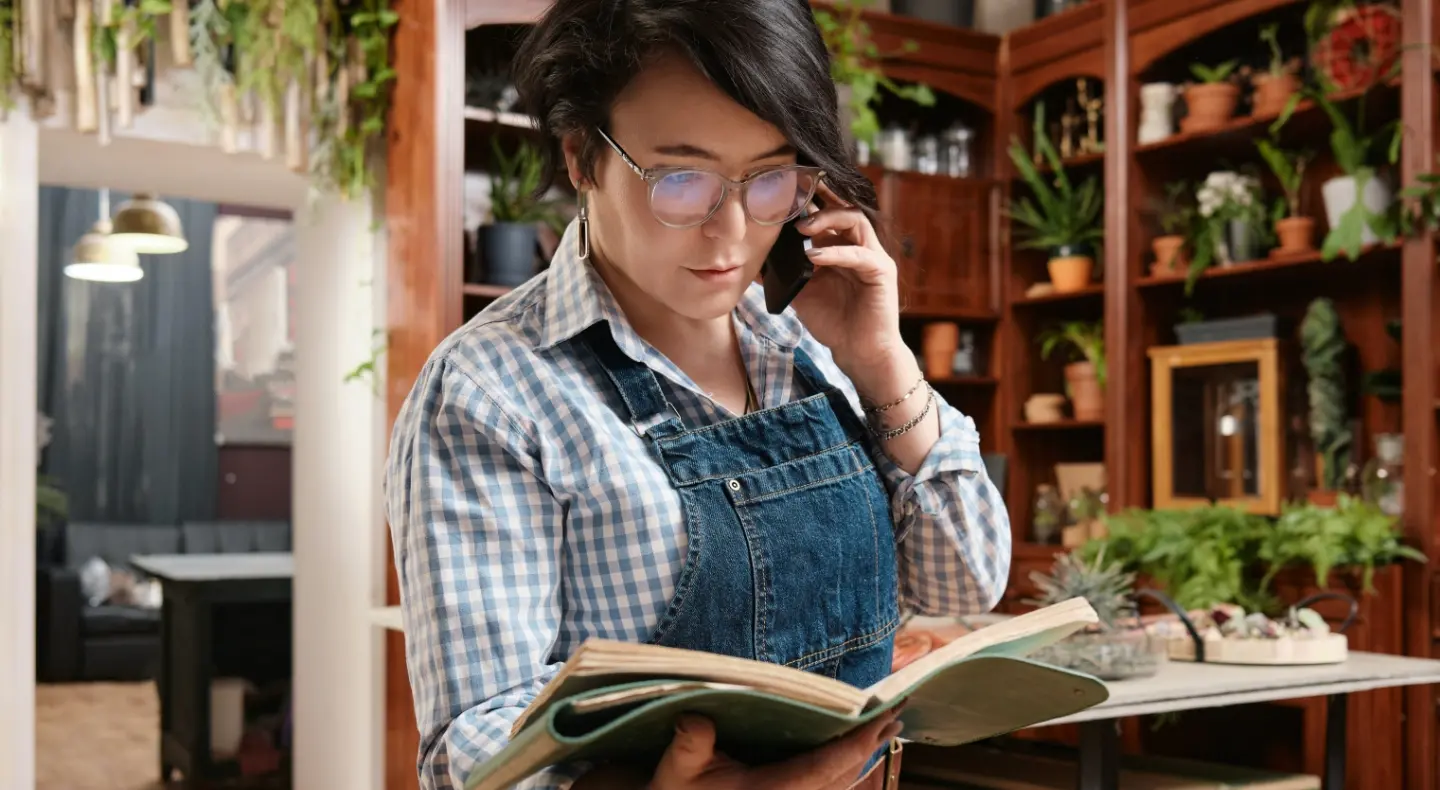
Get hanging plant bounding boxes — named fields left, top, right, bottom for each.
left=316, top=0, right=400, bottom=199
left=0, top=1, right=14, bottom=111
left=92, top=0, right=174, bottom=72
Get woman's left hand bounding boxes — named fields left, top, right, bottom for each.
left=788, top=183, right=908, bottom=386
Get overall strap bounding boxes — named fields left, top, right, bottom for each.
left=791, top=347, right=870, bottom=439
left=579, top=323, right=685, bottom=438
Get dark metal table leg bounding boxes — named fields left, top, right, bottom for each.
left=1077, top=719, right=1120, bottom=790
left=159, top=594, right=173, bottom=782
left=1323, top=693, right=1348, bottom=790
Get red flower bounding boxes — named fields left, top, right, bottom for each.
left=1313, top=4, right=1401, bottom=91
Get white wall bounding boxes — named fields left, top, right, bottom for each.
left=0, top=111, right=40, bottom=790
left=2, top=59, right=388, bottom=790
left=292, top=194, right=389, bottom=790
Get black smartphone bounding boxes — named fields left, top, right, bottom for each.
left=762, top=213, right=815, bottom=315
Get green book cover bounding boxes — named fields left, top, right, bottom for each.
left=464, top=598, right=1110, bottom=790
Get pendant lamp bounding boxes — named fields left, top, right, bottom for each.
left=66, top=189, right=144, bottom=283
left=109, top=191, right=188, bottom=254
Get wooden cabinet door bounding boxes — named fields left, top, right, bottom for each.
left=886, top=173, right=997, bottom=316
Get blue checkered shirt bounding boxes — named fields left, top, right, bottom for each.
left=384, top=222, right=1012, bottom=790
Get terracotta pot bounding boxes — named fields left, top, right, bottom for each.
left=1251, top=72, right=1299, bottom=118
left=921, top=322, right=960, bottom=379
left=1064, top=361, right=1104, bottom=422
left=1273, top=216, right=1316, bottom=256
left=1047, top=255, right=1094, bottom=292
left=1024, top=393, right=1067, bottom=423
left=1182, top=83, right=1240, bottom=132
left=1149, top=235, right=1187, bottom=277
left=1307, top=489, right=1339, bottom=507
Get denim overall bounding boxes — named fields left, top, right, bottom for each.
left=584, top=320, right=901, bottom=700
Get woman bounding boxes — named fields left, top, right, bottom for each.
left=384, top=2, right=1012, bottom=789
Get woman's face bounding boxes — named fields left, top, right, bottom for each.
left=564, top=53, right=799, bottom=323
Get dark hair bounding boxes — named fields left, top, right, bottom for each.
left=511, top=0, right=879, bottom=219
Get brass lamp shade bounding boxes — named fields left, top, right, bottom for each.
left=66, top=220, right=144, bottom=283
left=110, top=192, right=188, bottom=254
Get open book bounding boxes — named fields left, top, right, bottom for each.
left=465, top=598, right=1110, bottom=790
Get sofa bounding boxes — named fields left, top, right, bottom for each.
left=36, top=520, right=291, bottom=683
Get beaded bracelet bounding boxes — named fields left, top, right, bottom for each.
left=870, top=385, right=935, bottom=442
left=861, top=373, right=927, bottom=415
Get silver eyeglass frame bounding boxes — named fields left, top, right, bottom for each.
left=594, top=126, right=825, bottom=229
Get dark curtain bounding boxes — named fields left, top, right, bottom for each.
left=37, top=186, right=219, bottom=525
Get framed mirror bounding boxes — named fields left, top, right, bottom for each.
left=1148, top=339, right=1285, bottom=515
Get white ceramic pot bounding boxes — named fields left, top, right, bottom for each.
left=1138, top=82, right=1177, bottom=145
left=1322, top=172, right=1393, bottom=246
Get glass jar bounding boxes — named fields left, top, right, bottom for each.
left=914, top=135, right=940, bottom=175
left=1032, top=484, right=1063, bottom=544
left=879, top=126, right=911, bottom=171
left=943, top=124, right=974, bottom=178
left=1362, top=433, right=1405, bottom=516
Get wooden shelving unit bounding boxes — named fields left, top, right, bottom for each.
left=384, top=2, right=1439, bottom=790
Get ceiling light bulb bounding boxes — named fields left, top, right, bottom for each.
left=66, top=220, right=144, bottom=283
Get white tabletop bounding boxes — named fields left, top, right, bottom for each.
left=130, top=552, right=294, bottom=582
left=1043, top=650, right=1440, bottom=725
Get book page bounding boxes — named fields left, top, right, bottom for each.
left=864, top=597, right=1098, bottom=704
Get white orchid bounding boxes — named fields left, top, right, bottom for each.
left=1196, top=171, right=1263, bottom=219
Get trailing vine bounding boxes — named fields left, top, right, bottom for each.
left=0, top=1, right=15, bottom=111
left=93, top=0, right=174, bottom=72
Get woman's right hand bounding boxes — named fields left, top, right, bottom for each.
left=645, top=708, right=904, bottom=790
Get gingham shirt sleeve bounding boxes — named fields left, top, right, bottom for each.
left=798, top=337, right=1012, bottom=618
left=879, top=396, right=1012, bottom=617
left=386, top=357, right=587, bottom=790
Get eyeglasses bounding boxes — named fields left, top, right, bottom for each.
left=595, top=127, right=824, bottom=229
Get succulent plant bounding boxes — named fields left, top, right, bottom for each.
left=1026, top=548, right=1137, bottom=631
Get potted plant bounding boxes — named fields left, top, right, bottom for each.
left=1196, top=169, right=1270, bottom=267
left=1150, top=180, right=1194, bottom=278
left=813, top=0, right=936, bottom=148
left=1037, top=320, right=1105, bottom=422
left=1005, top=108, right=1104, bottom=293
left=1275, top=86, right=1399, bottom=261
left=1252, top=23, right=1302, bottom=117
left=1025, top=550, right=1165, bottom=681
left=1258, top=495, right=1425, bottom=595
left=483, top=138, right=564, bottom=287
left=1397, top=157, right=1440, bottom=237
left=1256, top=136, right=1315, bottom=256
left=1182, top=59, right=1241, bottom=133
left=1299, top=298, right=1353, bottom=506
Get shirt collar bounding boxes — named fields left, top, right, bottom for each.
left=539, top=218, right=805, bottom=354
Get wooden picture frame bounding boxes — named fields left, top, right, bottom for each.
left=1148, top=338, right=1285, bottom=515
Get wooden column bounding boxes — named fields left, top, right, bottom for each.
left=384, top=0, right=467, bottom=788
left=1102, top=0, right=1142, bottom=512
left=1399, top=0, right=1437, bottom=787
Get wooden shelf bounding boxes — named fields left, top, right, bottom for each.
left=463, top=106, right=539, bottom=130
left=1010, top=283, right=1104, bottom=306
left=932, top=375, right=999, bottom=387
left=1137, top=242, right=1402, bottom=289
left=1011, top=419, right=1105, bottom=432
left=1019, top=150, right=1105, bottom=178
left=1014, top=542, right=1067, bottom=560
left=462, top=282, right=513, bottom=298
left=900, top=306, right=1001, bottom=322
left=1135, top=80, right=1399, bottom=158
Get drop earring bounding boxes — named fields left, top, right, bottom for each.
left=576, top=189, right=590, bottom=260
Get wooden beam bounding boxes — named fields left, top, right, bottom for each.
left=385, top=0, right=467, bottom=788
left=1399, top=1, right=1437, bottom=788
